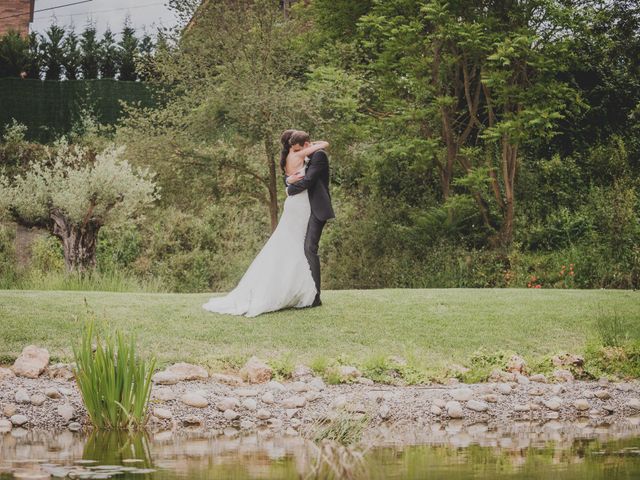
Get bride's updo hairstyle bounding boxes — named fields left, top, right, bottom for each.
left=280, top=129, right=310, bottom=173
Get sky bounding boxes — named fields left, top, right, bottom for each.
left=30, top=0, right=181, bottom=38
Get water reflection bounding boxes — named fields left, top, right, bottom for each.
left=0, top=420, right=640, bottom=479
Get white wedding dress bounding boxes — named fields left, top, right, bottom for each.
left=202, top=165, right=317, bottom=317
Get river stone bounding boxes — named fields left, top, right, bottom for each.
left=242, top=398, right=257, bottom=411
left=625, top=398, right=640, bottom=411
left=58, top=387, right=73, bottom=396
left=153, top=407, right=172, bottom=420
left=57, top=403, right=75, bottom=421
left=292, top=364, right=314, bottom=380
left=574, top=399, right=590, bottom=411
left=261, top=391, right=275, bottom=404
left=285, top=427, right=299, bottom=436
left=446, top=401, right=464, bottom=418
left=211, top=373, right=244, bottom=385
left=30, top=394, right=46, bottom=406
left=224, top=409, right=239, bottom=421
left=378, top=404, right=391, bottom=420
left=467, top=400, right=489, bottom=412
left=154, top=388, right=176, bottom=402
left=431, top=404, right=442, bottom=415
left=12, top=470, right=50, bottom=479
left=551, top=384, right=566, bottom=395
left=543, top=397, right=562, bottom=411
left=216, top=397, right=239, bottom=411
left=481, top=394, right=499, bottom=403
left=528, top=387, right=544, bottom=396
left=515, top=374, right=530, bottom=385
left=3, top=403, right=17, bottom=416
left=281, top=396, right=306, bottom=409
left=553, top=369, right=574, bottom=382
left=181, top=393, right=208, bottom=408
left=337, top=366, right=362, bottom=381
left=0, top=418, right=12, bottom=432
left=183, top=415, right=202, bottom=425
left=514, top=404, right=530, bottom=412
left=240, top=419, right=255, bottom=430
left=507, top=355, right=527, bottom=374
left=497, top=384, right=513, bottom=395
left=433, top=398, right=447, bottom=408
left=10, top=414, right=28, bottom=426
left=594, top=390, right=611, bottom=400
left=153, top=362, right=209, bottom=384
left=331, top=395, right=348, bottom=410
left=48, top=363, right=75, bottom=380
left=530, top=374, right=547, bottom=383
left=68, top=422, right=82, bottom=432
left=15, top=388, right=30, bottom=403
left=256, top=408, right=271, bottom=420
left=236, top=388, right=259, bottom=397
left=451, top=388, right=473, bottom=402
left=0, top=367, right=16, bottom=381
left=583, top=390, right=596, bottom=399
left=266, top=380, right=286, bottom=391
left=44, top=387, right=61, bottom=399
left=12, top=345, right=49, bottom=378
left=308, top=377, right=326, bottom=391
left=289, top=381, right=309, bottom=392
left=240, top=357, right=273, bottom=384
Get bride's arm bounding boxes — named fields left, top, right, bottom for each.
left=296, top=140, right=329, bottom=158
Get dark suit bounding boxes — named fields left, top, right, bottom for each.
left=286, top=150, right=334, bottom=305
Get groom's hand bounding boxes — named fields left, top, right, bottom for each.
left=287, top=172, right=304, bottom=184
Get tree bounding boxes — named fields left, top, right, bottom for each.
left=137, top=32, right=154, bottom=81
left=99, top=27, right=118, bottom=79
left=118, top=18, right=139, bottom=81
left=62, top=28, right=81, bottom=80
left=80, top=24, right=100, bottom=79
left=41, top=24, right=66, bottom=80
left=25, top=32, right=41, bottom=79
left=0, top=31, right=29, bottom=78
left=0, top=140, right=158, bottom=272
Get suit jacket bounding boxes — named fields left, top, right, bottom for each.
left=286, top=149, right=335, bottom=221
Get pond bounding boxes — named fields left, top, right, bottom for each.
left=1, top=419, right=640, bottom=479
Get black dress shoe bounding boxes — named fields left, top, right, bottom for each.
left=311, top=295, right=322, bottom=307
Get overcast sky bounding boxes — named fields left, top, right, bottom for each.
left=31, top=0, right=180, bottom=38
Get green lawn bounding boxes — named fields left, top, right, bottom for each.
left=0, top=289, right=638, bottom=375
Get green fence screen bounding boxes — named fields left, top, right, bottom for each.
left=0, top=78, right=157, bottom=142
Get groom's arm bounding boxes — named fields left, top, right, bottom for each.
left=287, top=150, right=328, bottom=196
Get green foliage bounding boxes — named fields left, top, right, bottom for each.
left=595, top=310, right=629, bottom=348
left=73, top=320, right=156, bottom=429
left=269, top=354, right=295, bottom=381
left=458, top=349, right=511, bottom=384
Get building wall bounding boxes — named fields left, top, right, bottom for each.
left=0, top=0, right=34, bottom=36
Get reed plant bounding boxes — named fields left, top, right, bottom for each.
left=73, top=321, right=156, bottom=430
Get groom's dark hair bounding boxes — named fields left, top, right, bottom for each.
left=279, top=130, right=310, bottom=173
left=290, top=130, right=310, bottom=146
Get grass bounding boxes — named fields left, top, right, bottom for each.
left=0, top=288, right=639, bottom=378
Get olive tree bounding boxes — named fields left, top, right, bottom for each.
left=0, top=141, right=158, bottom=272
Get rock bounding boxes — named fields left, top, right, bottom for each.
left=553, top=369, right=574, bottom=382
left=543, top=397, right=562, bottom=411
left=266, top=380, right=285, bottom=391
left=602, top=404, right=616, bottom=414
left=180, top=392, right=209, bottom=408
left=15, top=388, right=30, bottom=404
left=44, top=387, right=61, bottom=399
left=466, top=400, right=489, bottom=412
left=582, top=390, right=595, bottom=399
left=281, top=396, right=306, bottom=409
left=292, top=364, right=314, bottom=380
left=530, top=374, right=547, bottom=383
left=337, top=366, right=362, bottom=381
left=430, top=405, right=442, bottom=415
left=240, top=419, right=255, bottom=430
left=236, top=388, right=259, bottom=397
left=481, top=394, right=499, bottom=403
left=379, top=404, right=391, bottom=420
left=12, top=345, right=49, bottom=378
left=574, top=399, right=590, bottom=411
left=594, top=390, right=611, bottom=400
left=515, top=374, right=530, bottom=385
left=0, top=418, right=12, bottom=432
left=261, top=392, right=275, bottom=404
left=445, top=377, right=459, bottom=385
left=183, top=415, right=202, bottom=426
left=154, top=388, right=176, bottom=402
left=223, top=409, right=239, bottom=421
left=497, top=383, right=513, bottom=395
left=331, top=395, right=348, bottom=410
left=433, top=398, right=447, bottom=408
left=507, top=355, right=527, bottom=374
left=528, top=387, right=544, bottom=396
left=57, top=403, right=75, bottom=421
left=152, top=362, right=209, bottom=384
left=356, top=377, right=374, bottom=385
left=451, top=388, right=473, bottom=402
left=551, top=384, right=566, bottom=395
left=446, top=401, right=464, bottom=419
left=285, top=408, right=299, bottom=419
left=489, top=369, right=516, bottom=382
left=625, top=398, right=640, bottom=411
left=153, top=407, right=172, bottom=420
left=598, top=377, right=609, bottom=386
left=552, top=353, right=584, bottom=368
left=68, top=422, right=82, bottom=432
left=58, top=387, right=73, bottom=396
left=285, top=427, right=299, bottom=436
left=240, top=357, right=273, bottom=384
left=211, top=373, right=244, bottom=385
left=304, top=391, right=321, bottom=402
left=3, top=403, right=17, bottom=417
left=0, top=367, right=16, bottom=381
left=242, top=398, right=257, bottom=411
left=616, top=383, right=633, bottom=392
left=216, top=397, right=239, bottom=411
left=10, top=414, right=28, bottom=426
left=30, top=394, right=46, bottom=406
left=47, top=363, right=74, bottom=380
left=513, top=404, right=530, bottom=412
left=308, top=377, right=326, bottom=391
left=256, top=409, right=272, bottom=420
left=289, top=381, right=309, bottom=393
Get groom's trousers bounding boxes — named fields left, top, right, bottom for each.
left=305, top=213, right=326, bottom=305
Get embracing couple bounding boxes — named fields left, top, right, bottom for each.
left=202, top=130, right=334, bottom=317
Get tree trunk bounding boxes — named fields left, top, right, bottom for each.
left=498, top=136, right=518, bottom=246
left=50, top=210, right=100, bottom=273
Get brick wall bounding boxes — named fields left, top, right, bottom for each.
left=0, top=0, right=34, bottom=36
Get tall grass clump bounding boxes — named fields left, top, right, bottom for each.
left=73, top=321, right=156, bottom=430
left=595, top=309, right=628, bottom=347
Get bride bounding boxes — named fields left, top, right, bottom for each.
left=202, top=130, right=329, bottom=317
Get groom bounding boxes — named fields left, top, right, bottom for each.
left=286, top=133, right=335, bottom=307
